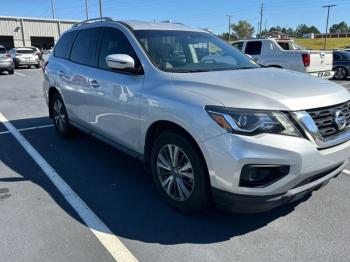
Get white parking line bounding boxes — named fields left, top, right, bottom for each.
left=0, top=113, right=138, bottom=262
left=14, top=72, right=25, bottom=77
left=343, top=170, right=350, bottom=175
left=0, top=124, right=54, bottom=135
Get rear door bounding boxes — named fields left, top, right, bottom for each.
left=54, top=28, right=102, bottom=124
left=87, top=27, right=144, bottom=151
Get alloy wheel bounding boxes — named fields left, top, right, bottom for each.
left=335, top=67, right=347, bottom=80
left=53, top=99, right=66, bottom=131
left=156, top=144, right=195, bottom=202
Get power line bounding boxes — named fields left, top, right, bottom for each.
left=322, top=4, right=336, bottom=50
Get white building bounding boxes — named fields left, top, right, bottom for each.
left=0, top=16, right=78, bottom=50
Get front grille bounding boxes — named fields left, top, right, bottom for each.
left=307, top=101, right=350, bottom=139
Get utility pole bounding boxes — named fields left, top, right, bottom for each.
left=259, top=2, right=264, bottom=37
left=51, top=0, right=55, bottom=19
left=85, top=0, right=89, bottom=20
left=99, top=0, right=103, bottom=18
left=322, top=4, right=336, bottom=50
left=226, top=15, right=234, bottom=42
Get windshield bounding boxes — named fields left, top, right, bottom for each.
left=135, top=30, right=260, bottom=73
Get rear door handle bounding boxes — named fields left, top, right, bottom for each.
left=89, top=79, right=100, bottom=89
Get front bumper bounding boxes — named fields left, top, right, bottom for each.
left=212, top=164, right=342, bottom=213
left=200, top=132, right=350, bottom=212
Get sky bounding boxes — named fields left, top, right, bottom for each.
left=0, top=0, right=349, bottom=34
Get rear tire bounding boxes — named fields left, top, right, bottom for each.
left=8, top=69, right=14, bottom=75
left=150, top=131, right=212, bottom=213
left=333, top=67, right=347, bottom=80
left=50, top=92, right=74, bottom=138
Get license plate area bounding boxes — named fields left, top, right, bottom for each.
left=318, top=71, right=331, bottom=77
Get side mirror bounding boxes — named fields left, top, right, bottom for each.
left=106, top=54, right=135, bottom=70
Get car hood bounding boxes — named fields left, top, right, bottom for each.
left=170, top=68, right=350, bottom=111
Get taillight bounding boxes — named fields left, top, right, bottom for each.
left=302, top=54, right=310, bottom=67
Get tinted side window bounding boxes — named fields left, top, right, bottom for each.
left=245, top=41, right=262, bottom=55
left=98, top=28, right=137, bottom=70
left=333, top=53, right=341, bottom=61
left=70, top=28, right=101, bottom=66
left=232, top=42, right=243, bottom=51
left=54, top=31, right=76, bottom=58
left=277, top=42, right=290, bottom=50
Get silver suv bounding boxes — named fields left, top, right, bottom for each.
left=43, top=18, right=350, bottom=213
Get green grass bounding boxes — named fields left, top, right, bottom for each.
left=295, top=38, right=350, bottom=50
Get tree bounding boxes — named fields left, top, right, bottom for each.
left=219, top=32, right=237, bottom=42
left=295, top=24, right=320, bottom=37
left=329, top=21, right=349, bottom=33
left=295, top=24, right=309, bottom=37
left=308, top=25, right=320, bottom=34
left=286, top=27, right=295, bottom=37
left=231, top=20, right=255, bottom=39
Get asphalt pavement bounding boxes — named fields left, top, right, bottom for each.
left=0, top=68, right=350, bottom=262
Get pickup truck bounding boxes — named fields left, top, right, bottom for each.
left=233, top=38, right=334, bottom=79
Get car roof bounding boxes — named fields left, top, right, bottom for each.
left=120, top=20, right=204, bottom=32
left=69, top=18, right=205, bottom=33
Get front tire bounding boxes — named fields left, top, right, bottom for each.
left=50, top=93, right=74, bottom=138
left=150, top=132, right=212, bottom=213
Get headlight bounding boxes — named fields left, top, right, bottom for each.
left=205, top=106, right=301, bottom=137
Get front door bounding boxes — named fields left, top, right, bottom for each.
left=87, top=27, right=144, bottom=151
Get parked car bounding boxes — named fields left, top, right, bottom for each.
left=333, top=50, right=350, bottom=80
left=9, top=47, right=40, bottom=69
left=42, top=49, right=52, bottom=65
left=233, top=38, right=334, bottom=79
left=0, top=44, right=14, bottom=74
left=44, top=18, right=350, bottom=213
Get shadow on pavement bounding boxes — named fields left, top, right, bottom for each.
left=0, top=116, right=311, bottom=245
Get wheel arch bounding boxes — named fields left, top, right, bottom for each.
left=144, top=120, right=209, bottom=176
left=48, top=86, right=60, bottom=118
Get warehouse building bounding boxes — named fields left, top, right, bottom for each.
left=0, top=16, right=79, bottom=50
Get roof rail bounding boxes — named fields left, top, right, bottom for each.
left=72, top=17, right=113, bottom=28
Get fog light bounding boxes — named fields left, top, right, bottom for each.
left=239, top=165, right=290, bottom=188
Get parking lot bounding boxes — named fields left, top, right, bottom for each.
left=1, top=68, right=350, bottom=262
